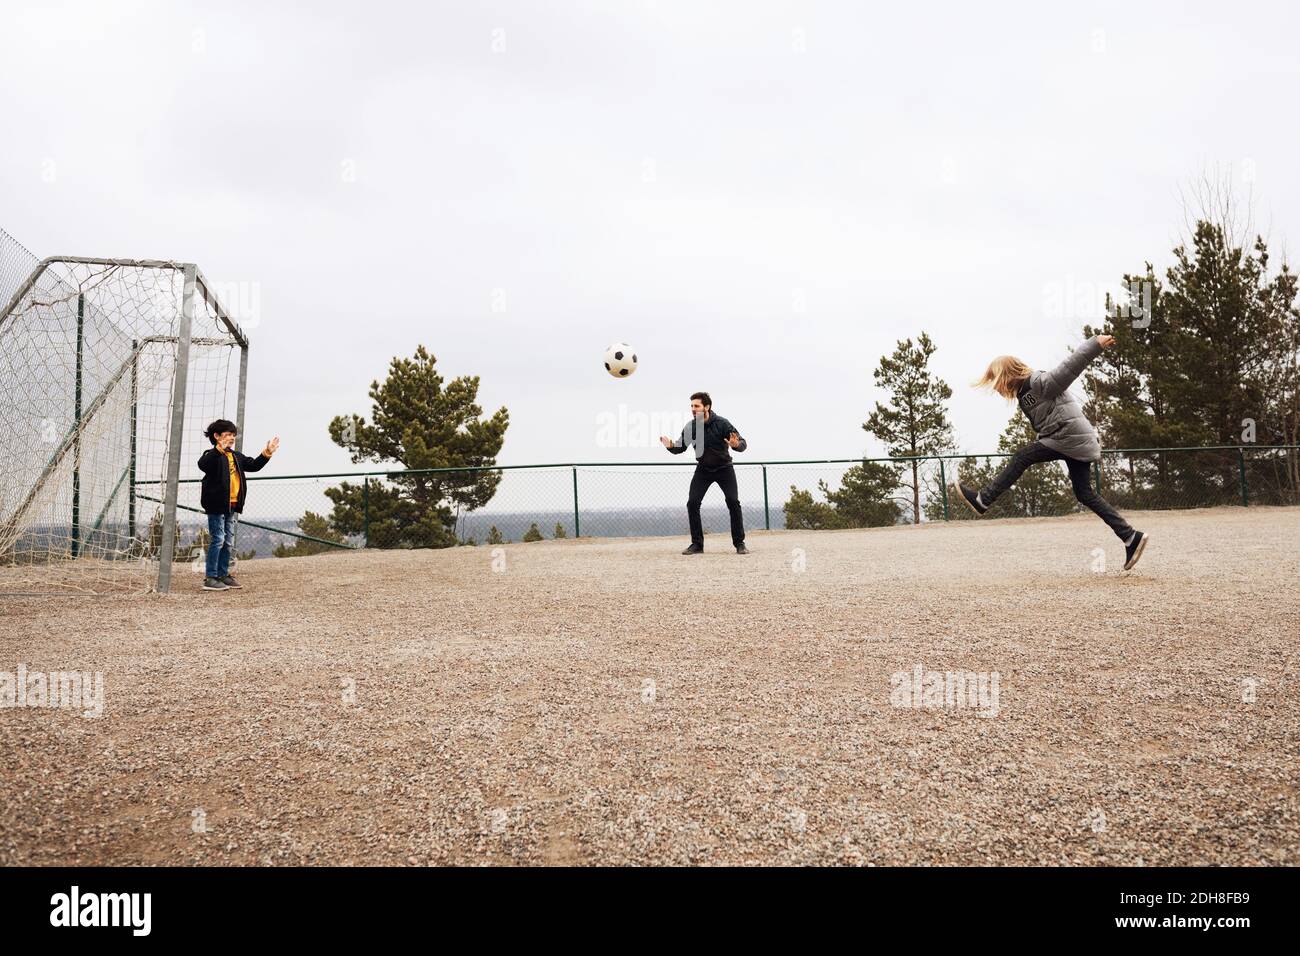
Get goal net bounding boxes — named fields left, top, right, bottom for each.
left=0, top=231, right=247, bottom=595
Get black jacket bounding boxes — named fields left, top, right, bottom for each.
left=198, top=447, right=270, bottom=515
left=666, top=412, right=747, bottom=471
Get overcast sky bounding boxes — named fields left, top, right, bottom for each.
left=4, top=0, right=1298, bottom=474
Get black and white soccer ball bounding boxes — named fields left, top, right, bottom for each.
left=603, top=343, right=637, bottom=378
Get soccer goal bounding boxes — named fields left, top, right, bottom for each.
left=0, top=229, right=247, bottom=595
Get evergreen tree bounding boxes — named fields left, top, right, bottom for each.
left=273, top=512, right=348, bottom=558
left=325, top=346, right=509, bottom=549
left=863, top=333, right=954, bottom=524
left=784, top=461, right=901, bottom=530
left=783, top=486, right=843, bottom=530
left=1084, top=216, right=1300, bottom=504
left=522, top=522, right=544, bottom=542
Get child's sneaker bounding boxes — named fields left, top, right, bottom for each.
left=1123, top=531, right=1149, bottom=571
left=202, top=577, right=229, bottom=591
left=950, top=482, right=988, bottom=516
left=221, top=575, right=242, bottom=589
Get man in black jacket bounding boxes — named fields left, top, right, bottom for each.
left=198, top=419, right=279, bottom=591
left=660, top=392, right=749, bottom=554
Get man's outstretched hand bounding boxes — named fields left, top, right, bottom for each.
left=263, top=436, right=280, bottom=457
left=726, top=431, right=742, bottom=448
left=659, top=435, right=674, bottom=448
left=1097, top=334, right=1116, bottom=348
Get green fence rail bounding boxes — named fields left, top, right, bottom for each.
left=124, top=445, right=1300, bottom=558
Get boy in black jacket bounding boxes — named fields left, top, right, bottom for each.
left=198, top=419, right=279, bottom=591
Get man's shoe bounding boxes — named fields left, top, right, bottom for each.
left=735, top=545, right=749, bottom=555
left=202, top=577, right=229, bottom=591
left=681, top=544, right=704, bottom=555
left=221, top=575, right=242, bottom=589
left=1123, top=531, right=1149, bottom=571
left=951, top=482, right=988, bottom=516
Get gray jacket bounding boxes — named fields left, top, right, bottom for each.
left=1017, top=337, right=1104, bottom=462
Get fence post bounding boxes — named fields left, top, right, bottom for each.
left=128, top=339, right=137, bottom=544
left=1238, top=447, right=1249, bottom=506
left=762, top=465, right=770, bottom=530
left=572, top=467, right=580, bottom=538
left=362, top=477, right=370, bottom=546
left=1093, top=460, right=1102, bottom=494
left=941, top=457, right=951, bottom=520
left=71, top=293, right=84, bottom=558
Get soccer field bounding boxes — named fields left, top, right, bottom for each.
left=2, top=506, right=1296, bottom=866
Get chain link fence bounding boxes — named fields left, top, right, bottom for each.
left=152, top=446, right=1299, bottom=558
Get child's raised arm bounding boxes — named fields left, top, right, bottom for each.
left=240, top=436, right=280, bottom=472
left=1040, top=335, right=1112, bottom=400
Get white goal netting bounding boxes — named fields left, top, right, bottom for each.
left=0, top=230, right=245, bottom=594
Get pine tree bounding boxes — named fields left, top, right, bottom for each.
left=863, top=333, right=954, bottom=524
left=783, top=486, right=843, bottom=530
left=486, top=526, right=504, bottom=545
left=325, top=346, right=509, bottom=549
left=273, top=512, right=348, bottom=558
left=1084, top=212, right=1300, bottom=504
left=553, top=523, right=567, bottom=539
left=784, top=462, right=901, bottom=529
left=522, top=522, right=543, bottom=542
left=821, top=461, right=902, bottom=526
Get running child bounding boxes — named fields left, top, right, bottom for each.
left=949, top=334, right=1149, bottom=570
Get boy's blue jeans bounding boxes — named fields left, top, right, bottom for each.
left=205, top=512, right=237, bottom=579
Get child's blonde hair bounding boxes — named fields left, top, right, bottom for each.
left=975, top=356, right=1032, bottom=400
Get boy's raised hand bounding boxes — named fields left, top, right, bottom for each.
left=263, top=436, right=280, bottom=457
left=1097, top=334, right=1116, bottom=348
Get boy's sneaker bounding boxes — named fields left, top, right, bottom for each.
left=1123, top=531, right=1149, bottom=571
left=735, top=545, right=750, bottom=555
left=681, top=544, right=704, bottom=555
left=202, top=577, right=229, bottom=591
left=221, top=575, right=242, bottom=589
left=950, top=482, right=988, bottom=516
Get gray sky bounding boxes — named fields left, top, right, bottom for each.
left=4, top=0, right=1298, bottom=474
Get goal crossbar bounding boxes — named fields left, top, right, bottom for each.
left=0, top=257, right=247, bottom=348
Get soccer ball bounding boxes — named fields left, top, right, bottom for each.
left=603, top=343, right=637, bottom=378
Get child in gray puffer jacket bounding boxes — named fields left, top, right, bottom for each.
left=950, top=334, right=1149, bottom=571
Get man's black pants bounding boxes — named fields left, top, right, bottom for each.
left=687, top=464, right=745, bottom=548
left=979, top=441, right=1134, bottom=541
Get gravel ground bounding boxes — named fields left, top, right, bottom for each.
left=1, top=505, right=1297, bottom=866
